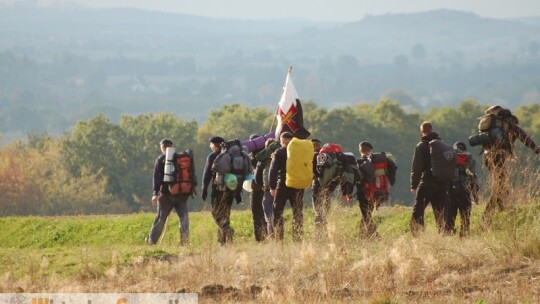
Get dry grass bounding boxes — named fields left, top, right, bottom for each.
left=1, top=152, right=539, bottom=303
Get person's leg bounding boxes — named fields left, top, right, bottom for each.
left=262, top=191, right=274, bottom=237
left=273, top=187, right=288, bottom=241
left=148, top=195, right=174, bottom=244
left=431, top=183, right=449, bottom=234
left=211, top=190, right=232, bottom=245
left=410, top=186, right=429, bottom=236
left=446, top=186, right=459, bottom=235
left=483, top=151, right=509, bottom=226
left=250, top=187, right=266, bottom=242
left=291, top=189, right=305, bottom=242
left=173, top=195, right=190, bottom=245
left=459, top=191, right=472, bottom=237
left=358, top=192, right=375, bottom=238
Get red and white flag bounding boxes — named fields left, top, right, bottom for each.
left=275, top=71, right=309, bottom=139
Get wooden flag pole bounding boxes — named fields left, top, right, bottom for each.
left=269, top=66, right=293, bottom=134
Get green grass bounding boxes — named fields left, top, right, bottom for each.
left=0, top=203, right=415, bottom=279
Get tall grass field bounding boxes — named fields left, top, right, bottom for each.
left=0, top=196, right=539, bottom=303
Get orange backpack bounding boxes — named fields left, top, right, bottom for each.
left=169, top=150, right=196, bottom=196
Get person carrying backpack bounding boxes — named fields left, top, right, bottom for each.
left=469, top=105, right=540, bottom=226
left=201, top=135, right=236, bottom=246
left=356, top=141, right=397, bottom=239
left=446, top=142, right=478, bottom=237
left=146, top=138, right=196, bottom=246
left=254, top=138, right=281, bottom=238
left=247, top=134, right=267, bottom=242
left=313, top=142, right=358, bottom=235
left=269, top=132, right=313, bottom=242
left=410, top=122, right=455, bottom=236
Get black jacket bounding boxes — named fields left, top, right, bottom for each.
left=201, top=150, right=220, bottom=191
left=269, top=146, right=287, bottom=190
left=410, top=132, right=441, bottom=190
left=153, top=154, right=166, bottom=196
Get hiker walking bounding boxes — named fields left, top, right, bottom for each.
left=201, top=135, right=236, bottom=245
left=248, top=134, right=267, bottom=242
left=269, top=132, right=311, bottom=242
left=356, top=141, right=397, bottom=239
left=147, top=138, right=195, bottom=246
left=410, top=122, right=454, bottom=235
left=313, top=141, right=358, bottom=236
left=469, top=106, right=540, bottom=226
left=254, top=138, right=281, bottom=238
left=446, top=141, right=478, bottom=237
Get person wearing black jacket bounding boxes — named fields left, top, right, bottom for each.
left=146, top=138, right=191, bottom=246
left=410, top=122, right=450, bottom=235
left=269, top=132, right=304, bottom=242
left=201, top=135, right=234, bottom=245
left=248, top=134, right=267, bottom=242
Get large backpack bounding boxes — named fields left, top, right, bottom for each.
left=212, top=139, right=251, bottom=192
left=453, top=150, right=475, bottom=185
left=360, top=152, right=395, bottom=203
left=469, top=106, right=515, bottom=147
left=168, top=150, right=197, bottom=196
left=285, top=137, right=314, bottom=189
left=429, top=139, right=457, bottom=183
left=316, top=143, right=344, bottom=188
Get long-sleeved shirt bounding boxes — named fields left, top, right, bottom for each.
left=410, top=132, right=441, bottom=190
left=201, top=150, right=220, bottom=191
left=152, top=154, right=166, bottom=196
left=497, top=123, right=540, bottom=154
left=269, top=146, right=287, bottom=190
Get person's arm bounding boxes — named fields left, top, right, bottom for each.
left=152, top=156, right=164, bottom=204
left=512, top=124, right=540, bottom=154
left=201, top=152, right=217, bottom=201
left=410, top=142, right=425, bottom=193
left=269, top=149, right=283, bottom=196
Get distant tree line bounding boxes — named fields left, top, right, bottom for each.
left=1, top=100, right=539, bottom=216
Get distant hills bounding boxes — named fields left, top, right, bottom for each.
left=0, top=5, right=539, bottom=142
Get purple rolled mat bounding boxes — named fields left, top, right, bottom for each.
left=241, top=132, right=275, bottom=153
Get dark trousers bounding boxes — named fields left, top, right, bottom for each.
left=410, top=182, right=450, bottom=235
left=358, top=191, right=377, bottom=238
left=483, top=150, right=510, bottom=225
left=273, top=186, right=304, bottom=242
left=149, top=194, right=189, bottom=245
left=211, top=188, right=234, bottom=244
left=447, top=184, right=472, bottom=237
left=250, top=184, right=267, bottom=242
left=312, top=180, right=338, bottom=233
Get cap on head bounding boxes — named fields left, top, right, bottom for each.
left=454, top=141, right=467, bottom=151
left=209, top=136, right=225, bottom=145
left=359, top=141, right=373, bottom=150
left=160, top=138, right=173, bottom=146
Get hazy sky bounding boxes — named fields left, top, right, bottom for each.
left=14, top=0, right=540, bottom=21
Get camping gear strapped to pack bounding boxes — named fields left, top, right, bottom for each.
left=212, top=139, right=252, bottom=192
left=164, top=148, right=197, bottom=196
left=359, top=152, right=396, bottom=204
left=285, top=137, right=314, bottom=189
left=469, top=106, right=515, bottom=147
left=453, top=150, right=475, bottom=185
left=316, top=143, right=359, bottom=191
left=429, top=139, right=457, bottom=183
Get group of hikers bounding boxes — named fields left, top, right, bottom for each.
left=146, top=105, right=540, bottom=245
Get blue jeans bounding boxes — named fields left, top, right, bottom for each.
left=149, top=194, right=190, bottom=245
left=262, top=191, right=274, bottom=236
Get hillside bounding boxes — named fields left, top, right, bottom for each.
left=0, top=202, right=538, bottom=302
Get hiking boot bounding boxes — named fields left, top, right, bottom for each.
left=225, top=228, right=234, bottom=243
left=145, top=236, right=154, bottom=245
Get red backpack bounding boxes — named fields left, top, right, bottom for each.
left=361, top=153, right=395, bottom=204
left=169, top=150, right=196, bottom=196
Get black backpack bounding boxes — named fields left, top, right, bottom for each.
left=429, top=139, right=457, bottom=183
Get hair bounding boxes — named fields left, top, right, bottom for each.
left=265, top=138, right=276, bottom=148
left=420, top=121, right=433, bottom=134
left=280, top=132, right=293, bottom=140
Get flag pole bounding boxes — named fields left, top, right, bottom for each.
left=269, top=66, right=293, bottom=134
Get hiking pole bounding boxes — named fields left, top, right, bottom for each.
left=158, top=213, right=171, bottom=246
left=269, top=66, right=292, bottom=134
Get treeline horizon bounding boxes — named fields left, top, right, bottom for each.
left=1, top=99, right=539, bottom=216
